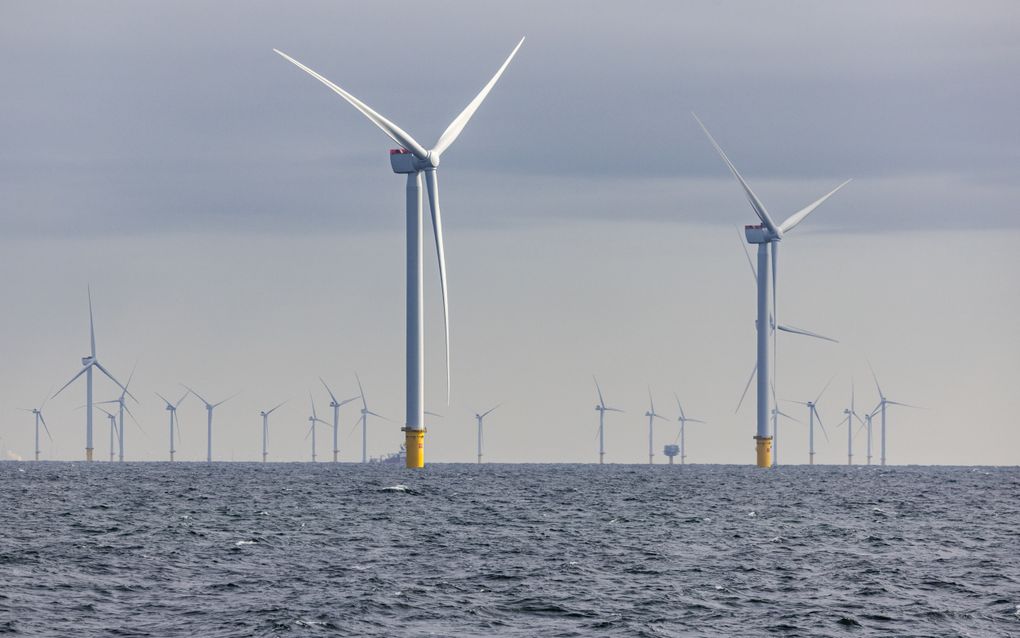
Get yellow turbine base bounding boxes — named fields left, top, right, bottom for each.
left=404, top=428, right=425, bottom=469
left=754, top=436, right=773, bottom=468
left=86, top=448, right=94, bottom=462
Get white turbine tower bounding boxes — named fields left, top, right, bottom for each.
left=593, top=377, right=623, bottom=465
left=97, top=366, right=140, bottom=462
left=838, top=383, right=864, bottom=466
left=868, top=363, right=921, bottom=466
left=644, top=389, right=668, bottom=465
left=695, top=115, right=850, bottom=468
left=770, top=403, right=802, bottom=468
left=787, top=377, right=833, bottom=465
left=19, top=392, right=53, bottom=461
left=274, top=38, right=525, bottom=468
left=95, top=405, right=119, bottom=462
left=183, top=385, right=238, bottom=463
left=53, top=288, right=134, bottom=462
left=259, top=400, right=286, bottom=463
left=474, top=404, right=500, bottom=464
left=306, top=394, right=331, bottom=462
left=320, top=378, right=358, bottom=463
left=863, top=410, right=876, bottom=465
left=352, top=373, right=389, bottom=464
left=673, top=394, right=706, bottom=465
left=157, top=391, right=188, bottom=462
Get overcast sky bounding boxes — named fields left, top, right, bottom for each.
left=1, top=1, right=1018, bottom=465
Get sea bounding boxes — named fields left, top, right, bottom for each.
left=1, top=463, right=1018, bottom=637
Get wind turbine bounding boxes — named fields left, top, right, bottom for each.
left=97, top=366, right=139, bottom=462
left=673, top=394, right=706, bottom=465
left=863, top=409, right=876, bottom=465
left=53, top=288, right=134, bottom=461
left=306, top=394, right=331, bottom=462
left=352, top=373, right=389, bottom=463
left=274, top=38, right=525, bottom=468
left=593, top=377, right=624, bottom=465
left=786, top=376, right=833, bottom=465
left=259, top=400, right=286, bottom=463
left=157, top=391, right=188, bottom=461
left=319, top=378, right=358, bottom=463
left=644, top=389, right=668, bottom=465
left=474, top=404, right=500, bottom=464
left=182, top=385, right=238, bottom=463
left=868, top=363, right=921, bottom=466
left=695, top=115, right=850, bottom=468
left=838, top=382, right=864, bottom=466
left=19, top=392, right=53, bottom=461
left=95, top=405, right=119, bottom=462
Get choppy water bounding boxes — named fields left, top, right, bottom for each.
left=1, top=463, right=1018, bottom=636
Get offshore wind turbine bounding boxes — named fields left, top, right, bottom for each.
left=97, top=366, right=139, bottom=462
left=259, top=400, right=286, bottom=463
left=95, top=405, right=119, bottom=462
left=838, top=383, right=864, bottom=466
left=770, top=404, right=802, bottom=468
left=320, top=378, right=358, bottom=463
left=695, top=115, right=850, bottom=467
left=863, top=410, right=876, bottom=465
left=274, top=38, right=524, bottom=468
left=868, top=363, right=921, bottom=466
left=53, top=289, right=134, bottom=461
left=474, top=404, right=500, bottom=464
left=19, top=392, right=53, bottom=461
left=352, top=373, right=389, bottom=463
left=182, top=385, right=238, bottom=463
left=644, top=389, right=668, bottom=465
left=673, top=394, right=706, bottom=465
left=593, top=377, right=624, bottom=465
left=157, top=391, right=188, bottom=461
left=306, top=394, right=331, bottom=462
left=787, top=377, right=833, bottom=465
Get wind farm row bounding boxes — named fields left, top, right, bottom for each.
left=4, top=37, right=924, bottom=467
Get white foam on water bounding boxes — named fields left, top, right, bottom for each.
left=381, top=484, right=409, bottom=492
left=235, top=540, right=257, bottom=546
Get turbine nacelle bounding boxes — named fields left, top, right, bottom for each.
left=389, top=149, right=439, bottom=173
left=744, top=224, right=777, bottom=244
left=81, top=356, right=94, bottom=366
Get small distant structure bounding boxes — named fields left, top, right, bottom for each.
left=663, top=444, right=680, bottom=465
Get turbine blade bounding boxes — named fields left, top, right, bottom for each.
left=88, top=286, right=96, bottom=358
left=174, top=390, right=190, bottom=408
left=319, top=377, right=338, bottom=404
left=91, top=362, right=135, bottom=401
left=687, top=418, right=707, bottom=424
left=424, top=169, right=451, bottom=404
left=778, top=179, right=852, bottom=234
left=53, top=365, right=90, bottom=398
left=366, top=410, right=391, bottom=422
left=338, top=396, right=360, bottom=407
left=309, top=392, right=318, bottom=420
left=155, top=391, right=172, bottom=406
left=736, top=225, right=757, bottom=285
left=181, top=384, right=208, bottom=407
left=652, top=413, right=669, bottom=422
left=121, top=363, right=137, bottom=401
left=814, top=374, right=837, bottom=405
left=273, top=49, right=428, bottom=159
left=692, top=113, right=779, bottom=235
left=425, top=410, right=444, bottom=418
left=776, top=324, right=839, bottom=343
left=432, top=37, right=525, bottom=157
left=480, top=404, right=501, bottom=418
left=593, top=376, right=606, bottom=409
left=886, top=400, right=923, bottom=409
left=355, top=372, right=367, bottom=410
left=605, top=407, right=624, bottom=413
left=735, top=361, right=756, bottom=413
left=815, top=409, right=830, bottom=442
left=40, top=413, right=53, bottom=441
left=867, top=359, right=885, bottom=400
left=267, top=400, right=287, bottom=415
left=213, top=391, right=240, bottom=408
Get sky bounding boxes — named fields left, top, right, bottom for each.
left=1, top=0, right=1018, bottom=465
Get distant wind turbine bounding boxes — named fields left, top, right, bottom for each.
left=259, top=400, right=286, bottom=463
left=320, top=378, right=358, bottom=463
left=306, top=394, right=331, bottom=462
left=770, top=405, right=802, bottom=468
left=696, top=115, right=850, bottom=467
left=19, top=391, right=53, bottom=461
left=95, top=405, right=119, bottom=462
left=157, top=391, right=188, bottom=461
left=474, top=404, right=500, bottom=464
left=644, top=389, right=668, bottom=465
left=868, top=363, right=921, bottom=466
left=838, top=382, right=864, bottom=466
left=182, top=385, right=238, bottom=463
left=274, top=38, right=525, bottom=468
left=593, top=377, right=623, bottom=465
left=97, top=366, right=140, bottom=462
left=53, top=288, right=134, bottom=461
left=353, top=373, right=389, bottom=463
left=673, top=394, right=706, bottom=465
left=786, top=376, right=834, bottom=465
